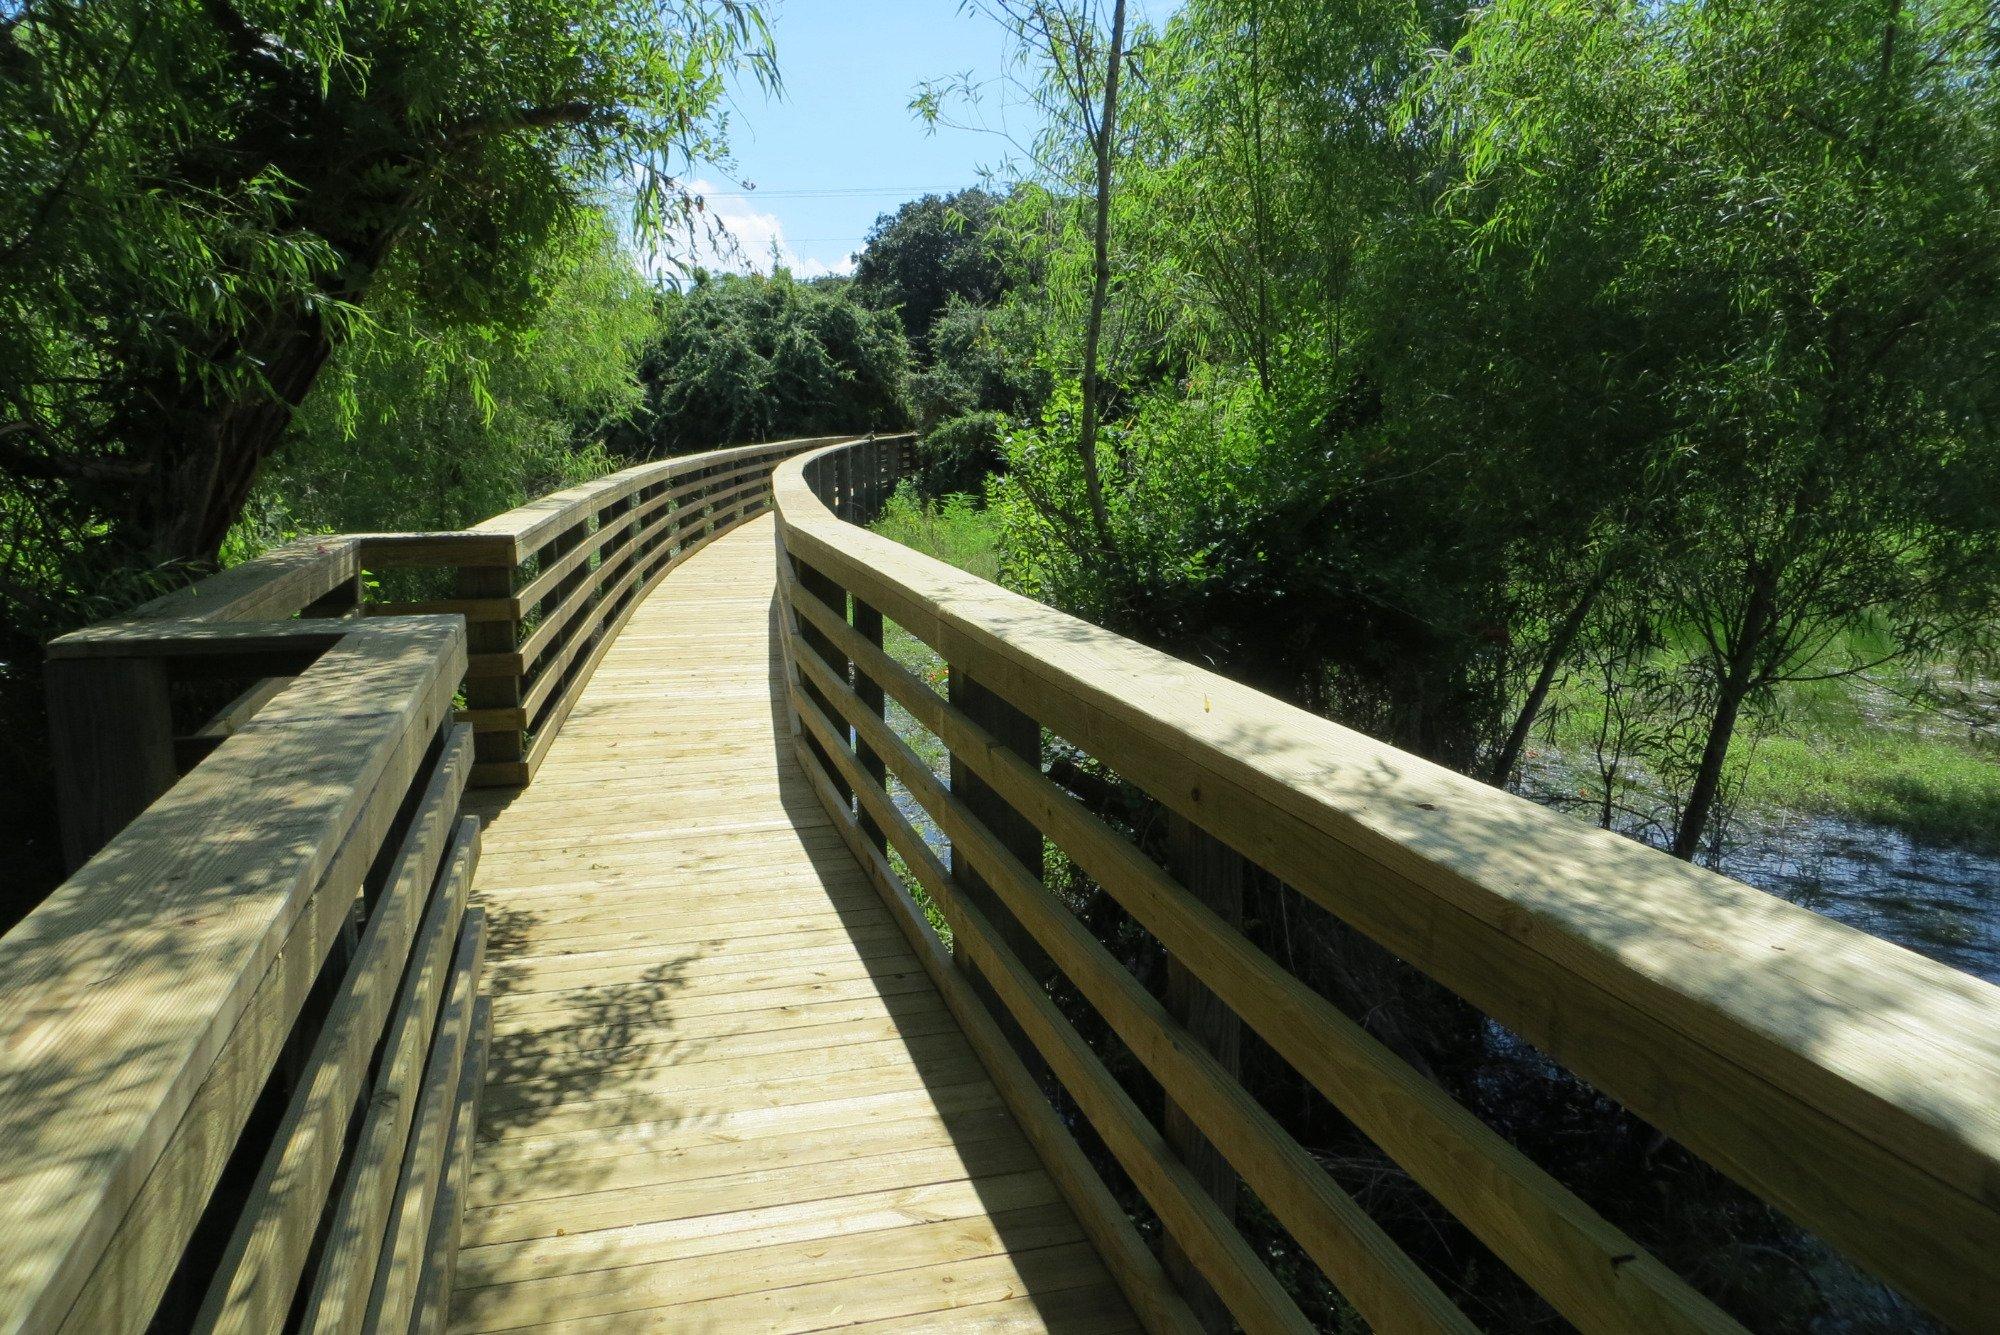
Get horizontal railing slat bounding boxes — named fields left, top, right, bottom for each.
left=773, top=436, right=2000, bottom=1331
left=299, top=818, right=481, bottom=1335
left=788, top=699, right=1316, bottom=1332
left=363, top=909, right=485, bottom=1333
left=787, top=574, right=1742, bottom=1333
left=791, top=617, right=1483, bottom=1335
left=786, top=737, right=1204, bottom=1335
left=0, top=618, right=464, bottom=1335
left=191, top=726, right=475, bottom=1333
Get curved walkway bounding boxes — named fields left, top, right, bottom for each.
left=452, top=517, right=1134, bottom=1332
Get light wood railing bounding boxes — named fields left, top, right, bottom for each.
left=44, top=435, right=869, bottom=869
left=774, top=436, right=2000, bottom=1333
left=3, top=614, right=487, bottom=1334
left=8, top=434, right=887, bottom=1335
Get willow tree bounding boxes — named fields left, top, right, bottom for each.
left=0, top=0, right=773, bottom=606
left=1428, top=0, right=2000, bottom=856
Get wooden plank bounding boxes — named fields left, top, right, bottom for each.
left=469, top=1101, right=1015, bottom=1208
left=192, top=728, right=474, bottom=1333
left=453, top=1203, right=1083, bottom=1331
left=298, top=820, right=481, bottom=1335
left=469, top=1082, right=1007, bottom=1187
left=455, top=1169, right=1057, bottom=1291
left=364, top=910, right=486, bottom=1333
left=795, top=572, right=1742, bottom=1333
left=481, top=1241, right=1114, bottom=1334
left=0, top=619, right=462, bottom=1335
left=460, top=1136, right=1045, bottom=1252
left=412, top=995, right=492, bottom=1335
left=774, top=445, right=2000, bottom=1328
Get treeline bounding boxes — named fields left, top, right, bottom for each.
left=880, top=0, right=2000, bottom=1326
left=912, top=0, right=2000, bottom=868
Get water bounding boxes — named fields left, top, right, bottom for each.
left=1525, top=753, right=2000, bottom=987
left=1725, top=813, right=2000, bottom=985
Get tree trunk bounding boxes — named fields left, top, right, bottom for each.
left=1489, top=571, right=1607, bottom=786
left=1074, top=0, right=1125, bottom=550
left=1671, top=669, right=1751, bottom=861
left=1671, top=570, right=1777, bottom=860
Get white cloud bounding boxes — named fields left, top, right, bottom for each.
left=638, top=178, right=856, bottom=281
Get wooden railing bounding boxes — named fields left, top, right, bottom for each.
left=45, top=435, right=864, bottom=869
left=773, top=436, right=2000, bottom=1333
left=3, top=615, right=487, bottom=1334
left=6, top=434, right=875, bottom=1334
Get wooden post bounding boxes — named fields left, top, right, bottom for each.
left=46, top=656, right=178, bottom=871
left=853, top=597, right=888, bottom=851
left=948, top=669, right=1051, bottom=1078
left=795, top=560, right=853, bottom=805
left=1161, top=811, right=1245, bottom=1332
left=301, top=572, right=364, bottom=619
left=459, top=563, right=524, bottom=777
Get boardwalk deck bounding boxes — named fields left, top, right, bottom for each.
left=453, top=518, right=1135, bottom=1333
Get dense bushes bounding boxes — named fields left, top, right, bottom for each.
left=617, top=272, right=913, bottom=457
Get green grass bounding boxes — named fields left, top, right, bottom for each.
left=868, top=486, right=1003, bottom=583
left=1541, top=629, right=2000, bottom=852
left=1749, top=723, right=2000, bottom=848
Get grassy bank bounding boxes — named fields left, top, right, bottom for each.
left=1536, top=634, right=2000, bottom=856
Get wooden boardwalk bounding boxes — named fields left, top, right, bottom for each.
left=454, top=518, right=1134, bottom=1333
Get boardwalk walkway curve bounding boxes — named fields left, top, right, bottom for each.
left=1, top=433, right=1997, bottom=1334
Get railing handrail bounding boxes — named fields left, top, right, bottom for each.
left=772, top=438, right=2000, bottom=1330
left=49, top=436, right=860, bottom=648
left=460, top=435, right=847, bottom=556
left=0, top=615, right=468, bottom=1332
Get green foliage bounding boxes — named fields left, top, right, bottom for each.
left=912, top=412, right=1007, bottom=500
left=906, top=298, right=1050, bottom=431
left=870, top=484, right=1004, bottom=584
left=249, top=224, right=649, bottom=542
left=0, top=0, right=773, bottom=594
left=620, top=272, right=912, bottom=456
left=850, top=189, right=1011, bottom=349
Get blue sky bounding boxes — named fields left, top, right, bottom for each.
left=679, top=0, right=1176, bottom=279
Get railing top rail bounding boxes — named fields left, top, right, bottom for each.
left=773, top=440, right=2000, bottom=1319
left=461, top=435, right=859, bottom=558
left=0, top=615, right=466, bottom=1328
left=47, top=438, right=862, bottom=661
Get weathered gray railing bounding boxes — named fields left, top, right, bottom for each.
left=774, top=435, right=2000, bottom=1333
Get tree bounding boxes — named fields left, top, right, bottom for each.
left=850, top=189, right=1010, bottom=350
left=1430, top=0, right=2000, bottom=857
left=258, top=223, right=652, bottom=541
left=0, top=0, right=773, bottom=596
left=619, top=271, right=912, bottom=457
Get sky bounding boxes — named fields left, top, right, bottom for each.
left=670, top=0, right=1177, bottom=280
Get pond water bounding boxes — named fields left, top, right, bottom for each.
left=1723, top=814, right=2000, bottom=985
left=1524, top=753, right=2000, bottom=987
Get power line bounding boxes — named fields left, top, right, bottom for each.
left=694, top=185, right=977, bottom=200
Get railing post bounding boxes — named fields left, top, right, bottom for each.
left=852, top=596, right=888, bottom=851
left=45, top=655, right=178, bottom=871
left=795, top=560, right=853, bottom=805
left=458, top=562, right=524, bottom=778
left=1160, top=811, right=1245, bottom=1332
left=948, top=670, right=1052, bottom=1078
left=301, top=571, right=364, bottom=618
